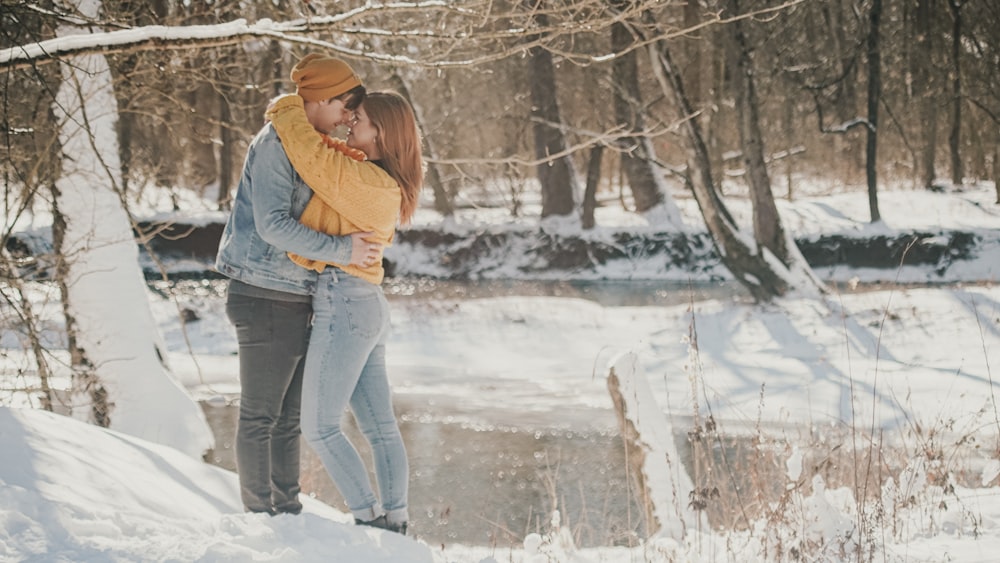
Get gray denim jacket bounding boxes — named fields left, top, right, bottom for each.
left=215, top=124, right=351, bottom=296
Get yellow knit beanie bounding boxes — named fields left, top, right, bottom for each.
left=290, top=53, right=362, bottom=102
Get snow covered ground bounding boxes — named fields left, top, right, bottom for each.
left=2, top=183, right=1000, bottom=562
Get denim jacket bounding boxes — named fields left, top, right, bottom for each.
left=215, top=124, right=352, bottom=296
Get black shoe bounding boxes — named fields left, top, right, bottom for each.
left=355, top=515, right=407, bottom=535
left=273, top=501, right=303, bottom=515
left=355, top=515, right=388, bottom=529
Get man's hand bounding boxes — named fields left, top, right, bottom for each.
left=349, top=231, right=384, bottom=267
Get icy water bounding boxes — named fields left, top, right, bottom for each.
left=379, top=277, right=748, bottom=307
left=202, top=400, right=646, bottom=548
left=198, top=278, right=747, bottom=548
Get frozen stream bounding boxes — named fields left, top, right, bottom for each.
left=181, top=279, right=748, bottom=547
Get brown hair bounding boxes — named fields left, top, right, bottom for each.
left=335, top=85, right=366, bottom=111
left=363, top=92, right=423, bottom=225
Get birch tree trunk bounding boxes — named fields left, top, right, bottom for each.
left=52, top=0, right=213, bottom=458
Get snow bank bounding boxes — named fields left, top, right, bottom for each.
left=0, top=407, right=433, bottom=562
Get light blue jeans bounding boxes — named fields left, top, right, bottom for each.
left=300, top=268, right=409, bottom=526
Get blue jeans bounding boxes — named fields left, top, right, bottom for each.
left=300, top=269, right=409, bottom=525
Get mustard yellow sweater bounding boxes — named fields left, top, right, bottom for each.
left=266, top=94, right=401, bottom=285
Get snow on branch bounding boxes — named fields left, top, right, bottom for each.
left=0, top=2, right=454, bottom=71
left=3, top=1, right=807, bottom=73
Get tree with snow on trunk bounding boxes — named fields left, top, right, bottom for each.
left=50, top=0, right=213, bottom=458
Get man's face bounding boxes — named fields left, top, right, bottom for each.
left=304, top=97, right=353, bottom=134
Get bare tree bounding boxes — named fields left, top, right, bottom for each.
left=995, top=141, right=1000, bottom=203
left=7, top=0, right=993, bottom=302
left=610, top=0, right=662, bottom=214
left=582, top=145, right=603, bottom=229
left=946, top=0, right=966, bottom=185
left=864, top=0, right=882, bottom=222
left=523, top=0, right=579, bottom=218
left=29, top=0, right=212, bottom=454
left=724, top=0, right=791, bottom=261
left=914, top=0, right=938, bottom=190
left=643, top=5, right=824, bottom=301
left=779, top=0, right=883, bottom=220
left=650, top=39, right=794, bottom=301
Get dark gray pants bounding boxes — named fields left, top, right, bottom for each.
left=226, top=289, right=312, bottom=514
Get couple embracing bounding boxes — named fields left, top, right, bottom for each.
left=215, top=53, right=421, bottom=535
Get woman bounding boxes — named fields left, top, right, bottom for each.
left=265, top=91, right=422, bottom=535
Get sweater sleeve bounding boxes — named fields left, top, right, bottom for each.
left=244, top=128, right=352, bottom=264
left=266, top=94, right=400, bottom=231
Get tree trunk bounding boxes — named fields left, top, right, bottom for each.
left=183, top=2, right=218, bottom=199
left=582, top=145, right=603, bottom=229
left=725, top=0, right=789, bottom=263
left=610, top=2, right=684, bottom=227
left=647, top=39, right=796, bottom=302
left=610, top=2, right=662, bottom=214
left=211, top=2, right=239, bottom=211
left=947, top=0, right=964, bottom=185
left=390, top=72, right=454, bottom=217
left=827, top=0, right=856, bottom=122
left=865, top=0, right=882, bottom=222
left=104, top=0, right=162, bottom=198
left=994, top=138, right=999, bottom=204
left=915, top=0, right=938, bottom=190
left=187, top=80, right=218, bottom=201
left=783, top=98, right=795, bottom=201
left=215, top=52, right=235, bottom=211
left=682, top=0, right=702, bottom=105
left=525, top=0, right=578, bottom=218
left=822, top=0, right=855, bottom=177
left=52, top=0, right=213, bottom=457
left=218, top=88, right=235, bottom=210
left=112, top=54, right=138, bottom=197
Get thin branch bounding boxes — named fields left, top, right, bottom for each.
left=1, top=0, right=805, bottom=71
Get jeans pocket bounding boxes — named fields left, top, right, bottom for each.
left=342, top=292, right=384, bottom=339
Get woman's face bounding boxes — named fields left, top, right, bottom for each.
left=346, top=105, right=380, bottom=160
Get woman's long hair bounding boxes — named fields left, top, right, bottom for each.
left=364, top=92, right=423, bottom=225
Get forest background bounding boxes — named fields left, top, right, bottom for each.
left=2, top=0, right=999, bottom=443
left=1, top=1, right=999, bottom=559
left=3, top=0, right=1000, bottom=452
left=5, top=0, right=1000, bottom=302
left=5, top=0, right=998, bottom=225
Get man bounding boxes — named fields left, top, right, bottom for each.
left=216, top=53, right=378, bottom=514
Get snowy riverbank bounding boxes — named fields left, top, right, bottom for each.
left=2, top=183, right=999, bottom=562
